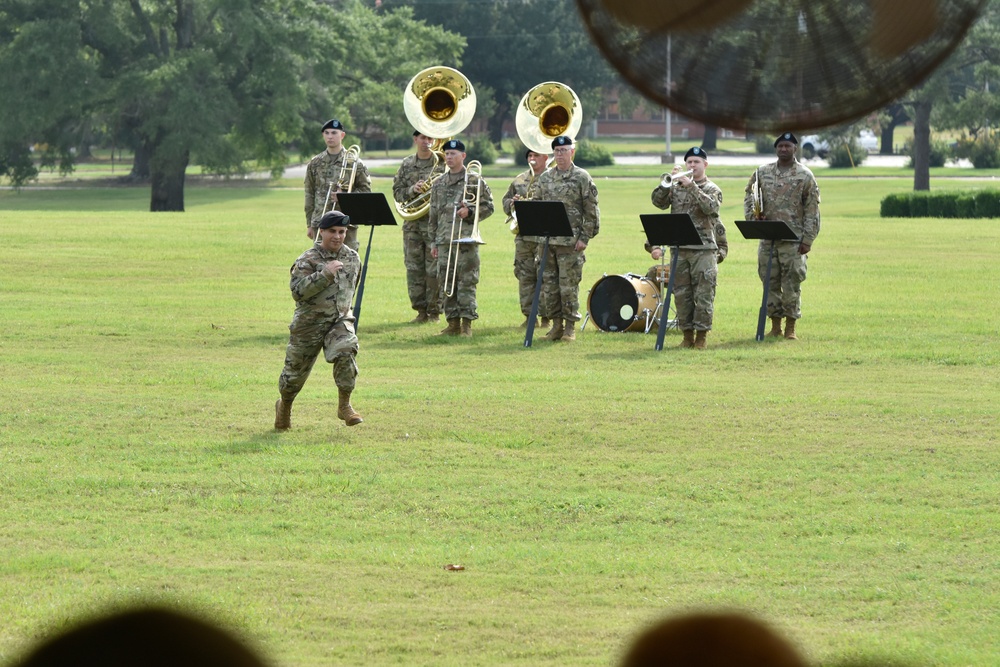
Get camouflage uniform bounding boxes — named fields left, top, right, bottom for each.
left=278, top=242, right=362, bottom=401
left=303, top=149, right=372, bottom=252
left=743, top=161, right=821, bottom=320
left=531, top=164, right=600, bottom=322
left=393, top=153, right=443, bottom=317
left=648, top=179, right=728, bottom=331
left=427, top=167, right=495, bottom=321
left=502, top=168, right=545, bottom=318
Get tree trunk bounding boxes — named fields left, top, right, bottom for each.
left=880, top=103, right=909, bottom=155
left=488, top=102, right=510, bottom=149
left=879, top=126, right=896, bottom=156
left=149, top=149, right=189, bottom=212
left=701, top=124, right=718, bottom=150
left=129, top=142, right=152, bottom=182
left=912, top=99, right=932, bottom=191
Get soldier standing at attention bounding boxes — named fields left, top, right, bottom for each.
left=648, top=147, right=728, bottom=349
left=531, top=135, right=600, bottom=342
left=427, top=139, right=494, bottom=338
left=743, top=132, right=821, bottom=340
left=275, top=211, right=363, bottom=430
left=392, top=130, right=443, bottom=324
left=303, top=119, right=372, bottom=252
left=502, top=148, right=551, bottom=329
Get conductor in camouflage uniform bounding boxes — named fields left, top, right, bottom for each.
left=648, top=147, right=728, bottom=349
left=501, top=148, right=550, bottom=329
left=743, top=132, right=821, bottom=340
left=427, top=139, right=494, bottom=337
left=531, top=135, right=600, bottom=342
left=393, top=130, right=443, bottom=324
left=303, top=118, right=372, bottom=252
left=275, top=211, right=363, bottom=430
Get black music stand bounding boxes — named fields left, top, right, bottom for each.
left=734, top=219, right=799, bottom=341
left=640, top=213, right=702, bottom=351
left=513, top=200, right=573, bottom=348
left=336, top=193, right=398, bottom=329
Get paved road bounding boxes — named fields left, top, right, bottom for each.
left=283, top=153, right=912, bottom=178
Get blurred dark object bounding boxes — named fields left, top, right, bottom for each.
left=10, top=606, right=270, bottom=667
left=576, top=0, right=986, bottom=132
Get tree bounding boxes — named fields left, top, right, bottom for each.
left=397, top=0, right=617, bottom=146
left=0, top=0, right=462, bottom=210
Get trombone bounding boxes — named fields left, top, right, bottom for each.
left=443, top=160, right=485, bottom=297
left=659, top=168, right=694, bottom=188
left=321, top=144, right=362, bottom=217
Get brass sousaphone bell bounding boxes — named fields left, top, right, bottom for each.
left=509, top=81, right=583, bottom=233
left=396, top=66, right=478, bottom=221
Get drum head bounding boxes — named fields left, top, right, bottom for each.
left=588, top=275, right=639, bottom=332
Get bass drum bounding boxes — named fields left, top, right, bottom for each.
left=587, top=273, right=662, bottom=332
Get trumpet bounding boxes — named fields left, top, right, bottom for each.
left=321, top=144, right=362, bottom=217
left=443, top=160, right=485, bottom=297
left=659, top=169, right=694, bottom=188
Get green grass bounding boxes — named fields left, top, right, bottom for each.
left=0, top=174, right=998, bottom=667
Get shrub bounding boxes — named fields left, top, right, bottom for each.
left=927, top=193, right=958, bottom=218
left=572, top=140, right=614, bottom=167
left=953, top=134, right=1000, bottom=169
left=753, top=134, right=773, bottom=154
left=956, top=195, right=976, bottom=218
left=880, top=193, right=910, bottom=217
left=827, top=140, right=867, bottom=168
left=909, top=195, right=929, bottom=217
left=974, top=190, right=1000, bottom=218
left=465, top=135, right=498, bottom=166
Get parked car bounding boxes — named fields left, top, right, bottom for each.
left=800, top=130, right=878, bottom=158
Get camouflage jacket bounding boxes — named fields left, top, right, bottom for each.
left=531, top=164, right=600, bottom=246
left=743, top=161, right=821, bottom=246
left=649, top=178, right=728, bottom=257
left=427, top=167, right=495, bottom=247
left=303, top=149, right=372, bottom=226
left=502, top=168, right=544, bottom=242
left=288, top=243, right=361, bottom=323
left=392, top=153, right=444, bottom=226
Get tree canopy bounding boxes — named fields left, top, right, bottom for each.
left=0, top=0, right=462, bottom=210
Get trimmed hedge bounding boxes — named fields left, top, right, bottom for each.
left=880, top=190, right=1000, bottom=218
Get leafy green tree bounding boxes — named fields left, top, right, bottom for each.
left=0, top=0, right=462, bottom=211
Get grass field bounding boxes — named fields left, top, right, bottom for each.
left=0, top=171, right=998, bottom=666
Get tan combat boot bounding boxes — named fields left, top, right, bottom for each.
left=274, top=397, right=293, bottom=430
left=784, top=317, right=798, bottom=340
left=410, top=310, right=428, bottom=324
left=540, top=317, right=551, bottom=328
left=460, top=318, right=473, bottom=337
left=680, top=329, right=695, bottom=348
left=767, top=316, right=783, bottom=337
left=694, top=330, right=708, bottom=349
left=427, top=311, right=441, bottom=323
left=560, top=320, right=576, bottom=342
left=337, top=389, right=363, bottom=426
left=544, top=319, right=564, bottom=341
left=438, top=318, right=461, bottom=336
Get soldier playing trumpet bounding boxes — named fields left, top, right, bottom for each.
left=303, top=118, right=371, bottom=252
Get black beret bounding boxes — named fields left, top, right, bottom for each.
left=443, top=139, right=465, bottom=151
left=318, top=210, right=350, bottom=229
left=774, top=132, right=798, bottom=146
left=684, top=146, right=708, bottom=161
left=551, top=135, right=574, bottom=149
left=413, top=130, right=421, bottom=137
left=322, top=119, right=345, bottom=132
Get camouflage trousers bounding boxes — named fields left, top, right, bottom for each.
left=436, top=243, right=480, bottom=320
left=758, top=240, right=807, bottom=320
left=403, top=221, right=441, bottom=315
left=278, top=315, right=359, bottom=399
left=541, top=245, right=585, bottom=323
left=670, top=249, right=718, bottom=331
left=513, top=236, right=543, bottom=318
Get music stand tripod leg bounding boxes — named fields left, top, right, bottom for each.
left=524, top=237, right=549, bottom=348
left=654, top=247, right=679, bottom=351
left=352, top=225, right=376, bottom=330
left=756, top=241, right=775, bottom=342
